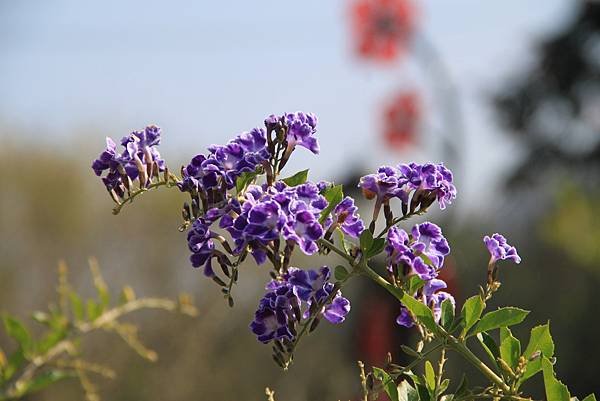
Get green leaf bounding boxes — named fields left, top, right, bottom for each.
left=18, top=369, right=74, bottom=396
left=69, top=292, right=85, bottom=321
left=460, top=296, right=484, bottom=337
left=335, top=228, right=348, bottom=254
left=401, top=293, right=438, bottom=333
left=400, top=345, right=421, bottom=358
left=235, top=171, right=257, bottom=194
left=318, top=184, right=344, bottom=224
left=334, top=265, right=349, bottom=281
left=94, top=282, right=110, bottom=310
left=499, top=327, right=521, bottom=369
left=373, top=367, right=399, bottom=401
left=416, top=383, right=431, bottom=401
left=424, top=361, right=436, bottom=392
left=397, top=380, right=419, bottom=401
left=3, top=315, right=32, bottom=353
left=438, top=378, right=450, bottom=395
left=366, top=238, right=386, bottom=258
left=521, top=323, right=555, bottom=381
left=582, top=394, right=597, bottom=401
left=281, top=169, right=309, bottom=187
left=542, top=357, right=570, bottom=401
left=440, top=299, right=454, bottom=330
left=472, top=307, right=529, bottom=336
left=404, top=370, right=423, bottom=386
left=476, top=332, right=500, bottom=370
left=3, top=349, right=25, bottom=381
left=406, top=276, right=426, bottom=295
left=86, top=299, right=102, bottom=321
left=359, top=230, right=374, bottom=253
left=36, top=324, right=68, bottom=354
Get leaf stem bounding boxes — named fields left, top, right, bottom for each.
left=445, top=336, right=511, bottom=393
left=317, top=238, right=355, bottom=265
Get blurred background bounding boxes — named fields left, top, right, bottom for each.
left=1, top=0, right=599, bottom=399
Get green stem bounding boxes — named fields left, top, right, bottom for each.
left=317, top=239, right=355, bottom=265
left=112, top=174, right=180, bottom=215
left=360, top=263, right=511, bottom=394
left=395, top=342, right=442, bottom=377
left=361, top=263, right=404, bottom=302
left=446, top=337, right=510, bottom=393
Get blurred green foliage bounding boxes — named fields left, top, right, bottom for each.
left=541, top=184, right=600, bottom=273
left=0, top=260, right=196, bottom=400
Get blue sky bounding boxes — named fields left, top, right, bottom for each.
left=0, top=0, right=574, bottom=211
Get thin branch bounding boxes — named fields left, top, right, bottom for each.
left=112, top=173, right=180, bottom=215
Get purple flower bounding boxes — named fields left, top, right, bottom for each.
left=329, top=196, right=365, bottom=238
left=92, top=137, right=121, bottom=176
left=250, top=266, right=351, bottom=344
left=385, top=222, right=450, bottom=281
left=208, top=127, right=270, bottom=188
left=282, top=208, right=324, bottom=255
left=250, top=281, right=296, bottom=344
left=287, top=267, right=331, bottom=302
left=396, top=307, right=414, bottom=328
left=224, top=181, right=327, bottom=262
left=92, top=125, right=167, bottom=196
left=358, top=162, right=456, bottom=215
left=294, top=182, right=328, bottom=212
left=283, top=112, right=320, bottom=155
left=484, top=233, right=521, bottom=264
left=323, top=295, right=351, bottom=324
left=316, top=180, right=332, bottom=192
left=224, top=186, right=287, bottom=264
left=358, top=166, right=403, bottom=203
left=178, top=126, right=270, bottom=215
left=398, top=162, right=457, bottom=210
left=120, top=125, right=166, bottom=181
left=411, top=222, right=450, bottom=269
left=187, top=218, right=216, bottom=277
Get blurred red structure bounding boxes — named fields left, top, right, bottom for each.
left=351, top=0, right=416, bottom=62
left=383, top=91, right=420, bottom=149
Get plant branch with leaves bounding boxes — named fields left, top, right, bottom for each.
left=90, top=112, right=594, bottom=401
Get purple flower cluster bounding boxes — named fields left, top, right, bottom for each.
left=386, top=222, right=450, bottom=280
left=265, top=112, right=320, bottom=157
left=187, top=218, right=216, bottom=276
left=327, top=197, right=366, bottom=238
left=92, top=125, right=166, bottom=197
left=178, top=128, right=270, bottom=210
left=250, top=267, right=350, bottom=343
left=220, top=182, right=329, bottom=264
left=399, top=163, right=457, bottom=210
left=484, top=233, right=521, bottom=264
left=385, top=222, right=454, bottom=327
left=359, top=162, right=457, bottom=212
